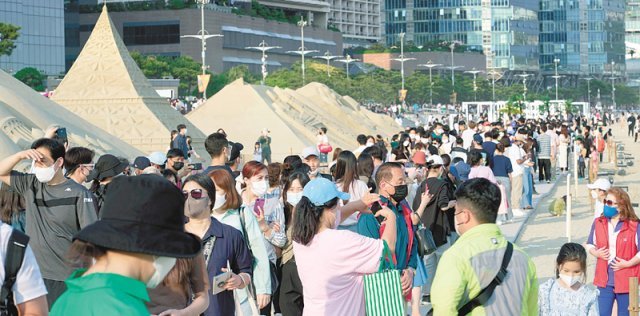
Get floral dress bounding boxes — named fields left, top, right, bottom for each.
left=538, top=278, right=599, bottom=315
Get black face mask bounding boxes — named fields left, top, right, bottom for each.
left=172, top=161, right=184, bottom=171
left=391, top=184, right=408, bottom=203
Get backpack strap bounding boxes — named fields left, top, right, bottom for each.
left=238, top=207, right=252, bottom=251
left=0, top=230, right=29, bottom=310
left=458, top=242, right=513, bottom=316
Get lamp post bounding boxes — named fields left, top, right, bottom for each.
left=552, top=58, right=562, bottom=101
left=313, top=51, right=341, bottom=77
left=390, top=33, right=416, bottom=94
left=486, top=68, right=502, bottom=121
left=180, top=0, right=223, bottom=99
left=418, top=60, right=442, bottom=109
left=516, top=73, right=533, bottom=102
left=580, top=77, right=593, bottom=109
left=286, top=17, right=318, bottom=85
left=464, top=68, right=483, bottom=101
left=611, top=61, right=616, bottom=110
left=336, top=55, right=359, bottom=80
left=245, top=40, right=281, bottom=85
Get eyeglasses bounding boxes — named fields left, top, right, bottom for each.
left=183, top=189, right=204, bottom=199
left=604, top=199, right=618, bottom=206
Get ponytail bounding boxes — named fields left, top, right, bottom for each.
left=292, top=196, right=339, bottom=245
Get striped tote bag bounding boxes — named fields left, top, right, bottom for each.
left=363, top=242, right=405, bottom=316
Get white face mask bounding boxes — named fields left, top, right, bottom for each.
left=591, top=190, right=599, bottom=199
left=33, top=160, right=59, bottom=183
left=559, top=273, right=582, bottom=287
left=421, top=138, right=429, bottom=144
left=213, top=193, right=227, bottom=210
left=251, top=180, right=268, bottom=196
left=287, top=191, right=303, bottom=206
left=146, top=256, right=177, bottom=288
left=366, top=141, right=374, bottom=147
left=184, top=129, right=188, bottom=135
left=403, top=140, right=410, bottom=147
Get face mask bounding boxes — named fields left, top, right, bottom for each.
left=184, top=196, right=211, bottom=218
left=403, top=140, right=410, bottom=147
left=591, top=190, right=598, bottom=199
left=251, top=180, right=268, bottom=196
left=213, top=193, right=226, bottom=210
left=559, top=273, right=582, bottom=287
left=287, top=191, right=303, bottom=206
left=146, top=256, right=177, bottom=288
left=184, top=129, right=188, bottom=135
left=366, top=142, right=374, bottom=147
left=421, top=138, right=429, bottom=144
left=33, top=160, right=59, bottom=183
left=603, top=205, right=619, bottom=219
left=172, top=161, right=184, bottom=171
left=391, top=184, right=408, bottom=203
left=308, top=169, right=319, bottom=177
left=437, top=128, right=444, bottom=134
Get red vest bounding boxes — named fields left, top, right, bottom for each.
left=593, top=217, right=640, bottom=293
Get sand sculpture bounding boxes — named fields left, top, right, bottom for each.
left=186, top=78, right=399, bottom=160
left=0, top=69, right=141, bottom=168
left=51, top=5, right=206, bottom=155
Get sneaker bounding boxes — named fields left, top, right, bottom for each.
left=546, top=180, right=551, bottom=184
left=497, top=219, right=504, bottom=225
left=513, top=209, right=526, bottom=217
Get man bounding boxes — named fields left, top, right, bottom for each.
left=166, top=148, right=192, bottom=187
left=537, top=124, right=552, bottom=183
left=628, top=113, right=636, bottom=137
left=469, top=134, right=488, bottom=163
left=482, top=130, right=497, bottom=168
left=362, top=145, right=384, bottom=178
left=0, top=138, right=98, bottom=306
left=301, top=146, right=332, bottom=180
left=172, top=124, right=190, bottom=159
left=546, top=123, right=559, bottom=180
left=353, top=134, right=368, bottom=158
left=462, top=121, right=477, bottom=150
left=226, top=142, right=244, bottom=178
left=508, top=136, right=527, bottom=217
left=450, top=137, right=468, bottom=163
left=431, top=178, right=538, bottom=315
left=357, top=163, right=417, bottom=301
left=258, top=129, right=272, bottom=164
left=132, top=156, right=151, bottom=176
left=204, top=132, right=235, bottom=178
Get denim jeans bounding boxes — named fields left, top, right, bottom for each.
left=599, top=285, right=629, bottom=316
left=521, top=167, right=533, bottom=208
left=423, top=236, right=452, bottom=295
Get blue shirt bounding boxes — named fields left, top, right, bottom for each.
left=482, top=142, right=496, bottom=167
left=491, top=155, right=513, bottom=177
left=172, top=134, right=190, bottom=159
left=201, top=217, right=253, bottom=316
left=356, top=196, right=418, bottom=270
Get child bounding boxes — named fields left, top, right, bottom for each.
left=576, top=138, right=586, bottom=178
left=538, top=243, right=598, bottom=315
left=252, top=142, right=263, bottom=162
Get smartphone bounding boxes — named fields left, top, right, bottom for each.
left=370, top=201, right=385, bottom=225
left=189, top=163, right=203, bottom=170
left=253, top=198, right=265, bottom=217
left=55, top=127, right=68, bottom=143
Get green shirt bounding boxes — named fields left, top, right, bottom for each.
left=51, top=269, right=150, bottom=316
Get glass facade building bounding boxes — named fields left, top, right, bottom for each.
left=626, top=0, right=640, bottom=79
left=539, top=0, right=625, bottom=77
left=383, top=0, right=538, bottom=71
left=0, top=0, right=65, bottom=75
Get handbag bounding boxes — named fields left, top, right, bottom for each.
left=414, top=224, right=437, bottom=257
left=234, top=288, right=260, bottom=316
left=318, top=143, right=333, bottom=154
left=364, top=242, right=405, bottom=316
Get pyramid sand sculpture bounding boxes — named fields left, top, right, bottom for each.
left=186, top=79, right=399, bottom=161
left=51, top=5, right=206, bottom=155
left=0, top=69, right=141, bottom=165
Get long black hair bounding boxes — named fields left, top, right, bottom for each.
left=292, top=196, right=339, bottom=245
left=283, top=171, right=310, bottom=226
left=334, top=151, right=358, bottom=195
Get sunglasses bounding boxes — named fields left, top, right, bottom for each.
left=183, top=189, right=205, bottom=199
left=604, top=199, right=617, bottom=206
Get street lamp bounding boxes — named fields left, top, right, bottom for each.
left=245, top=40, right=281, bottom=85
left=335, top=54, right=359, bottom=80
left=552, top=58, right=562, bottom=101
left=390, top=33, right=416, bottom=95
left=286, top=17, right=319, bottom=85
left=180, top=0, right=223, bottom=99
left=580, top=77, right=593, bottom=110
left=611, top=61, right=617, bottom=110
left=516, top=73, right=533, bottom=102
left=464, top=68, right=483, bottom=101
left=313, top=51, right=341, bottom=77
left=418, top=60, right=442, bottom=109
left=486, top=67, right=503, bottom=121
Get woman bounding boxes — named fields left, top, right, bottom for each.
left=183, top=174, right=253, bottom=316
left=468, top=151, right=497, bottom=184
left=241, top=161, right=286, bottom=313
left=64, top=147, right=95, bottom=184
left=357, top=152, right=376, bottom=192
left=0, top=183, right=25, bottom=232
left=88, top=154, right=129, bottom=212
left=266, top=162, right=283, bottom=201
left=333, top=151, right=369, bottom=232
left=317, top=127, right=330, bottom=164
left=587, top=188, right=640, bottom=316
left=492, top=142, right=513, bottom=224
left=169, top=130, right=178, bottom=151
left=280, top=171, right=310, bottom=316
left=52, top=175, right=202, bottom=315
left=209, top=169, right=272, bottom=316
left=390, top=135, right=411, bottom=164
left=292, top=178, right=395, bottom=315
left=558, top=126, right=570, bottom=172
left=281, top=155, right=303, bottom=184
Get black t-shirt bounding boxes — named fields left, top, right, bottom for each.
left=628, top=116, right=636, bottom=125
left=412, top=177, right=452, bottom=247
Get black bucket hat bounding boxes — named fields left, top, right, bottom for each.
left=74, top=175, right=201, bottom=258
left=86, top=154, right=128, bottom=182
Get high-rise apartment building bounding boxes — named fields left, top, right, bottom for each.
left=626, top=0, right=640, bottom=79
left=382, top=0, right=538, bottom=72
left=539, top=0, right=625, bottom=80
left=329, top=0, right=381, bottom=46
left=0, top=0, right=65, bottom=75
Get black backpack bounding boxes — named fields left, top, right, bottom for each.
left=0, top=230, right=29, bottom=316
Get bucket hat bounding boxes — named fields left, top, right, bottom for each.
left=86, top=154, right=128, bottom=182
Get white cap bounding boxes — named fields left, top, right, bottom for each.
left=587, top=178, right=612, bottom=191
left=301, top=146, right=320, bottom=159
left=148, top=152, right=166, bottom=165
left=426, top=155, right=444, bottom=166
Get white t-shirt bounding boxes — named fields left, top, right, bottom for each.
left=335, top=180, right=369, bottom=226
left=462, top=129, right=476, bottom=150
left=0, top=223, right=47, bottom=304
left=508, top=145, right=525, bottom=176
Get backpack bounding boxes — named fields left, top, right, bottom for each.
left=0, top=230, right=29, bottom=316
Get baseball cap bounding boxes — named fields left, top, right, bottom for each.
left=148, top=152, right=166, bottom=165
left=229, top=142, right=244, bottom=161
left=133, top=156, right=151, bottom=170
left=426, top=155, right=444, bottom=166
left=587, top=178, right=612, bottom=191
left=301, top=146, right=320, bottom=159
left=473, top=134, right=483, bottom=145
left=303, top=178, right=350, bottom=207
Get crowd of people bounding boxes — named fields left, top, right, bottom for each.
left=0, top=109, right=636, bottom=316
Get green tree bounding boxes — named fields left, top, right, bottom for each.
left=539, top=97, right=551, bottom=116
left=0, top=23, right=20, bottom=57
left=501, top=94, right=524, bottom=116
left=14, top=67, right=45, bottom=91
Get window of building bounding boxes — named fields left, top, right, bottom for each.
left=123, top=22, right=180, bottom=46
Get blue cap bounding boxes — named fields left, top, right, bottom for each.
left=303, top=178, right=350, bottom=206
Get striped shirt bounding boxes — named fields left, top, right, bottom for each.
left=537, top=133, right=552, bottom=159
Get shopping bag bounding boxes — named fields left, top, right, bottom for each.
left=364, top=242, right=405, bottom=316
